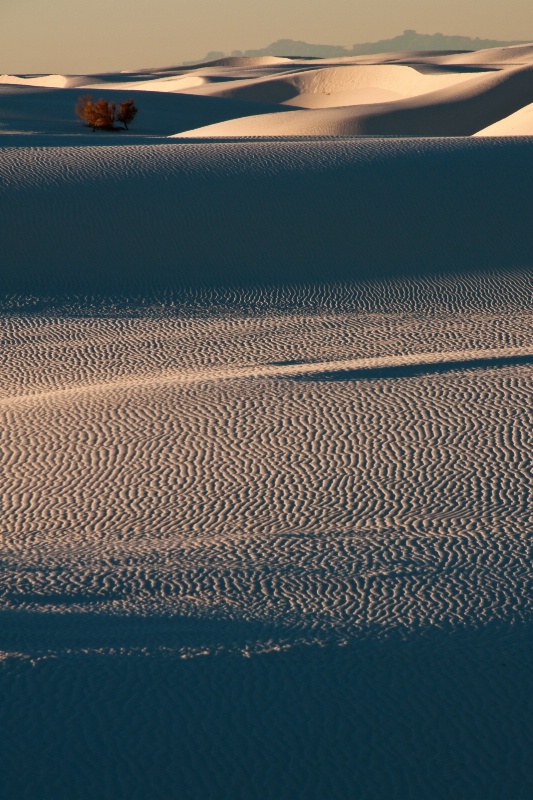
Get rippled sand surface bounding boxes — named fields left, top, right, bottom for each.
left=2, top=270, right=533, bottom=799
left=3, top=39, right=533, bottom=797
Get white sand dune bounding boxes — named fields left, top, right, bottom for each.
left=474, top=101, right=533, bottom=135
left=2, top=270, right=532, bottom=624
left=2, top=269, right=533, bottom=797
left=82, top=74, right=208, bottom=93
left=2, top=43, right=533, bottom=800
left=174, top=65, right=533, bottom=136
left=2, top=44, right=533, bottom=141
left=0, top=73, right=94, bottom=89
left=197, top=55, right=292, bottom=67
left=434, top=42, right=533, bottom=66
left=177, top=63, right=482, bottom=109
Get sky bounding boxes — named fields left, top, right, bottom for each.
left=2, top=0, right=532, bottom=74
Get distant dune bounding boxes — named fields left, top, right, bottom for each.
left=2, top=43, right=533, bottom=142
left=171, top=47, right=533, bottom=136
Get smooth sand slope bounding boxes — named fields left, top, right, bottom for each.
left=174, top=65, right=533, bottom=136
left=168, top=63, right=482, bottom=107
left=2, top=43, right=533, bottom=800
left=169, top=45, right=533, bottom=136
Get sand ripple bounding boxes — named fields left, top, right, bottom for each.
left=2, top=273, right=532, bottom=659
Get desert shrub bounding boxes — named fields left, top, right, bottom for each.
left=75, top=96, right=137, bottom=131
left=76, top=96, right=115, bottom=130
left=116, top=99, right=138, bottom=130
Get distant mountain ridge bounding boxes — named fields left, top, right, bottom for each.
left=187, top=30, right=529, bottom=64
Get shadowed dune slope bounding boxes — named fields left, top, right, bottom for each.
left=1, top=138, right=532, bottom=293
left=0, top=84, right=288, bottom=138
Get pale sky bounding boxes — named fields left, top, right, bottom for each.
left=2, top=0, right=532, bottom=74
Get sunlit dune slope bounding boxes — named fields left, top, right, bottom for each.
left=2, top=268, right=533, bottom=632
left=474, top=101, right=533, bottom=135
left=432, top=43, right=533, bottom=66
left=0, top=74, right=94, bottom=89
left=174, top=65, right=533, bottom=136
left=173, top=64, right=482, bottom=108
left=193, top=55, right=293, bottom=67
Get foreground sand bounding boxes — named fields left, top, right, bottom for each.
left=2, top=271, right=533, bottom=799
left=2, top=44, right=533, bottom=799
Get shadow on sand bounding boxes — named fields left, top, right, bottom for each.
left=294, top=352, right=533, bottom=382
left=2, top=614, right=533, bottom=799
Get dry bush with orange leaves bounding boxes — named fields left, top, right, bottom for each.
left=116, top=99, right=138, bottom=130
left=76, top=96, right=138, bottom=131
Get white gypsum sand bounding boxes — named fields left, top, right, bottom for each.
left=1, top=43, right=533, bottom=800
